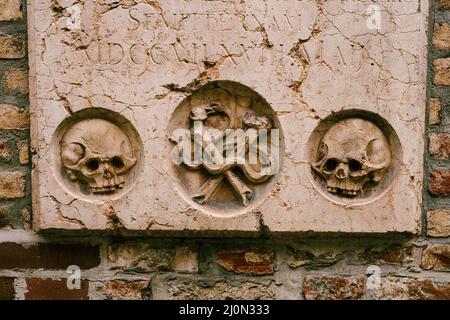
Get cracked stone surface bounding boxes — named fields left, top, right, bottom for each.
left=28, top=0, right=427, bottom=234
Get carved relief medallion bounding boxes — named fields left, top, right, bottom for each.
left=53, top=109, right=143, bottom=198
left=308, top=110, right=402, bottom=203
left=168, top=81, right=284, bottom=215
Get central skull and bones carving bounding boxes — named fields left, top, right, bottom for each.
left=60, top=119, right=137, bottom=194
left=311, top=118, right=391, bottom=197
left=170, top=100, right=277, bottom=206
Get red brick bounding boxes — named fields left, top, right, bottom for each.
left=0, top=277, right=15, bottom=300
left=429, top=170, right=450, bottom=196
left=25, top=278, right=88, bottom=300
left=303, top=276, right=365, bottom=300
left=429, top=133, right=450, bottom=159
left=217, top=249, right=274, bottom=275
left=0, top=243, right=100, bottom=269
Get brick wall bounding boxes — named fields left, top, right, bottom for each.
left=0, top=0, right=449, bottom=300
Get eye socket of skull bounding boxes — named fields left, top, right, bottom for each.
left=85, top=158, right=100, bottom=173
left=348, top=159, right=363, bottom=173
left=110, top=156, right=125, bottom=172
left=323, top=158, right=339, bottom=173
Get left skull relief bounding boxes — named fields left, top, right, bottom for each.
left=60, top=119, right=137, bottom=195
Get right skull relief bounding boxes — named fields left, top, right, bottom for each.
left=60, top=119, right=137, bottom=195
left=311, top=118, right=391, bottom=198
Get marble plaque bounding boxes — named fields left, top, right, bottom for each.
left=28, top=0, right=428, bottom=234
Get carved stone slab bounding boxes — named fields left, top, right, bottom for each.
left=28, top=0, right=428, bottom=234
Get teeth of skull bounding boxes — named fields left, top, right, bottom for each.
left=327, top=187, right=338, bottom=194
left=91, top=180, right=125, bottom=194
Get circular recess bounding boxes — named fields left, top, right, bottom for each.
left=306, top=109, right=402, bottom=205
left=52, top=108, right=143, bottom=200
left=167, top=81, right=285, bottom=217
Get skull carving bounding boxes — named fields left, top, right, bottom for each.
left=312, top=118, right=391, bottom=197
left=60, top=119, right=137, bottom=194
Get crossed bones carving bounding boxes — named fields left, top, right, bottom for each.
left=170, top=101, right=277, bottom=206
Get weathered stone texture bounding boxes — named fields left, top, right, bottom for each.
left=217, top=250, right=274, bottom=275
left=438, top=0, right=450, bottom=10
left=0, top=0, right=22, bottom=21
left=174, top=247, right=198, bottom=273
left=2, top=68, right=28, bottom=93
left=433, top=23, right=450, bottom=50
left=428, top=98, right=441, bottom=125
left=427, top=209, right=450, bottom=237
left=107, top=243, right=174, bottom=272
left=288, top=249, right=341, bottom=269
left=17, top=140, right=29, bottom=165
left=303, top=276, right=365, bottom=300
left=0, top=104, right=29, bottom=130
left=429, top=133, right=450, bottom=159
left=433, top=58, right=450, bottom=85
left=379, top=277, right=450, bottom=300
left=0, top=171, right=25, bottom=199
left=421, top=245, right=450, bottom=271
left=29, top=0, right=426, bottom=235
left=359, top=245, right=415, bottom=265
left=0, top=34, right=25, bottom=59
left=156, top=276, right=277, bottom=300
left=92, top=280, right=151, bottom=300
left=0, top=140, right=12, bottom=162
